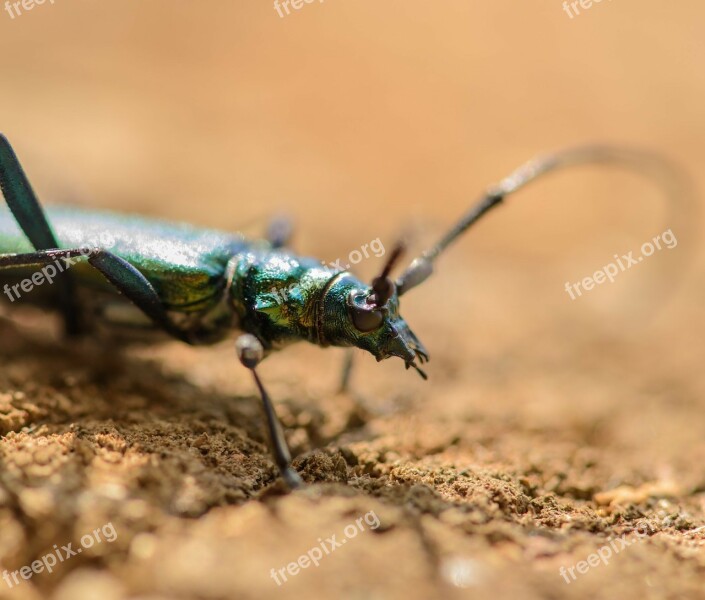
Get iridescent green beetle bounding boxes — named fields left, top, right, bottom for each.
left=0, top=135, right=676, bottom=487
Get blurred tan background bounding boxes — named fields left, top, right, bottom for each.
left=1, top=2, right=704, bottom=599
left=1, top=1, right=703, bottom=328
left=2, top=0, right=703, bottom=399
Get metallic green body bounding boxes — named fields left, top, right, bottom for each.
left=0, top=206, right=247, bottom=310
left=0, top=206, right=428, bottom=367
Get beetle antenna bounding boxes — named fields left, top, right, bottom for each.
left=370, top=240, right=405, bottom=307
left=396, top=145, right=692, bottom=296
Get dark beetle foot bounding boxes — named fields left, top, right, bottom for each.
left=282, top=467, right=304, bottom=489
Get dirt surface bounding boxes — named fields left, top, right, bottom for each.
left=1, top=2, right=705, bottom=599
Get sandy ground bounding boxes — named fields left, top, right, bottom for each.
left=0, top=2, right=704, bottom=599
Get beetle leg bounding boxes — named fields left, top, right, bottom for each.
left=0, top=134, right=81, bottom=335
left=0, top=247, right=193, bottom=344
left=235, top=334, right=303, bottom=489
left=339, top=348, right=355, bottom=393
left=265, top=214, right=294, bottom=249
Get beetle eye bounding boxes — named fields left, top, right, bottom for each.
left=347, top=290, right=385, bottom=332
left=351, top=305, right=384, bottom=332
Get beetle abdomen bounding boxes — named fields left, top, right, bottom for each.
left=0, top=206, right=251, bottom=311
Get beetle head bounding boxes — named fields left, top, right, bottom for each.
left=319, top=244, right=429, bottom=378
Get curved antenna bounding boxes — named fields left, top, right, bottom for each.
left=396, top=145, right=695, bottom=296
left=370, top=240, right=406, bottom=307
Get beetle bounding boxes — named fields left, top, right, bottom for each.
left=0, top=134, right=677, bottom=487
